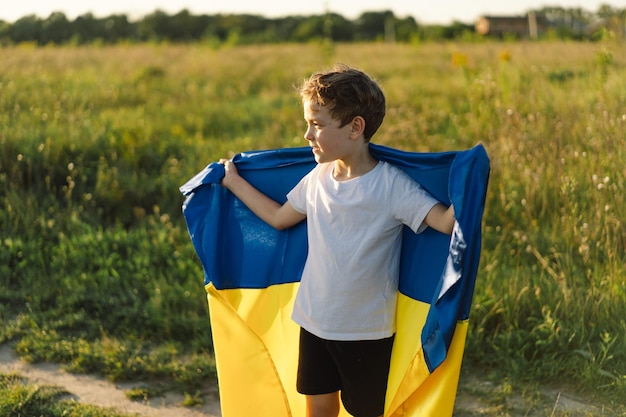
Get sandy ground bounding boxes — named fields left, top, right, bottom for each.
left=0, top=344, right=222, bottom=417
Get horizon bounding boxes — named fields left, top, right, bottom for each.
left=0, top=0, right=621, bottom=25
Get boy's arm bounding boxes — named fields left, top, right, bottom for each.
left=424, top=203, right=455, bottom=235
left=220, top=159, right=306, bottom=230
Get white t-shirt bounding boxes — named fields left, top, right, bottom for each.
left=287, top=160, right=439, bottom=341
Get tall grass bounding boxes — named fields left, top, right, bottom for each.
left=0, top=41, right=624, bottom=409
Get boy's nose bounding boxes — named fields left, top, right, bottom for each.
left=304, top=127, right=314, bottom=141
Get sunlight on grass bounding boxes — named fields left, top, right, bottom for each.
left=0, top=40, right=625, bottom=415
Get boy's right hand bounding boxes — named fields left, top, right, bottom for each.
left=217, top=158, right=306, bottom=230
left=219, top=159, right=239, bottom=189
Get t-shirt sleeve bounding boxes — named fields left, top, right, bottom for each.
left=286, top=170, right=312, bottom=214
left=391, top=169, right=440, bottom=234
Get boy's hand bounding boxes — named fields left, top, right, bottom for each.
left=219, top=159, right=239, bottom=189
left=216, top=158, right=306, bottom=230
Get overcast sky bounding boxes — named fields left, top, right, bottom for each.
left=1, top=0, right=621, bottom=24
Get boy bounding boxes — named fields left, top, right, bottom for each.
left=219, top=64, right=454, bottom=417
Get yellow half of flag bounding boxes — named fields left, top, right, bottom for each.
left=207, top=283, right=467, bottom=417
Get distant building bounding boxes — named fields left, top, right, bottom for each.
left=475, top=13, right=549, bottom=39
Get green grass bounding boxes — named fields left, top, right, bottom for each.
left=0, top=40, right=625, bottom=415
left=0, top=372, right=132, bottom=417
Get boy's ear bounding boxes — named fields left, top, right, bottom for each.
left=350, top=116, right=366, bottom=138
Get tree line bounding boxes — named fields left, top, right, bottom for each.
left=0, top=5, right=624, bottom=46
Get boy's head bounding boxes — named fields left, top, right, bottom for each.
left=298, top=64, right=386, bottom=141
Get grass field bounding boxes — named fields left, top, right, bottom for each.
left=0, top=40, right=625, bottom=415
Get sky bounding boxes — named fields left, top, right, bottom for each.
left=0, top=0, right=622, bottom=24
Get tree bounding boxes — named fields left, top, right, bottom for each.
left=71, top=13, right=101, bottom=44
left=596, top=4, right=626, bottom=39
left=7, top=14, right=42, bottom=43
left=138, top=10, right=170, bottom=41
left=0, top=20, right=10, bottom=44
left=597, top=4, right=619, bottom=19
left=263, top=16, right=307, bottom=43
left=293, top=15, right=329, bottom=42
left=166, top=9, right=208, bottom=41
left=355, top=10, right=395, bottom=41
left=103, top=15, right=136, bottom=43
left=4, top=6, right=618, bottom=45
left=395, top=16, right=419, bottom=42
left=325, top=13, right=354, bottom=42
left=41, top=12, right=72, bottom=44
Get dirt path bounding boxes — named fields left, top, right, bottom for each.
left=0, top=343, right=609, bottom=417
left=0, top=345, right=221, bottom=417
left=453, top=370, right=602, bottom=417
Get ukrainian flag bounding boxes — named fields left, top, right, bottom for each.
left=180, top=143, right=490, bottom=417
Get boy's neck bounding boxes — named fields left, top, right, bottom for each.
left=332, top=147, right=378, bottom=181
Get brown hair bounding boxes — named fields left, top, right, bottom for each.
left=298, top=64, right=386, bottom=141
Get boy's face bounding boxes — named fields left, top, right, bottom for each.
left=303, top=100, right=354, bottom=164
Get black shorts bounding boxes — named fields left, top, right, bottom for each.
left=296, top=327, right=395, bottom=417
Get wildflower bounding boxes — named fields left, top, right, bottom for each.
left=499, top=50, right=511, bottom=62
left=451, top=52, right=468, bottom=68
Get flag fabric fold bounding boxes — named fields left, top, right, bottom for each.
left=181, top=143, right=490, bottom=417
